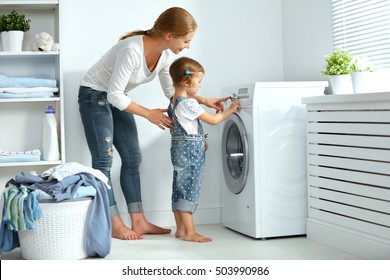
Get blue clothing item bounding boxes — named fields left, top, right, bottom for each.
left=0, top=185, right=41, bottom=253
left=77, top=173, right=111, bottom=258
left=5, top=171, right=111, bottom=258
left=0, top=153, right=40, bottom=163
left=2, top=186, right=28, bottom=231
left=78, top=86, right=143, bottom=216
left=0, top=216, right=20, bottom=253
left=11, top=186, right=28, bottom=231
left=169, top=97, right=207, bottom=213
left=0, top=92, right=54, bottom=99
left=1, top=186, right=41, bottom=232
left=34, top=186, right=96, bottom=201
left=23, top=191, right=42, bottom=230
left=0, top=73, right=56, bottom=88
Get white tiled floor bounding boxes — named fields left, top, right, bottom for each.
left=1, top=223, right=363, bottom=260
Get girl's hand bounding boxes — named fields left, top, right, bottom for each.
left=147, top=109, right=173, bottom=130
left=229, top=100, right=240, bottom=112
left=205, top=96, right=231, bottom=113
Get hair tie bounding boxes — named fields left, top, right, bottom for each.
left=185, top=70, right=191, bottom=76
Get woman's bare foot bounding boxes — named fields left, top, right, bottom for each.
left=131, top=213, right=171, bottom=235
left=182, top=232, right=212, bottom=243
left=132, top=220, right=171, bottom=235
left=111, top=216, right=143, bottom=240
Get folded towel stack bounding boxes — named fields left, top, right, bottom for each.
left=0, top=73, right=58, bottom=99
left=0, top=149, right=41, bottom=163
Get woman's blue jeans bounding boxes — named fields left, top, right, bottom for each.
left=78, top=86, right=143, bottom=216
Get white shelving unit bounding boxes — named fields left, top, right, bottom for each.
left=302, top=92, right=390, bottom=259
left=0, top=0, right=65, bottom=178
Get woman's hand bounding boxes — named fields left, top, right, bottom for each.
left=147, top=109, right=173, bottom=130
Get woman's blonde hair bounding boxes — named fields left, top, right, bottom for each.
left=169, top=57, right=205, bottom=85
left=120, top=7, right=197, bottom=41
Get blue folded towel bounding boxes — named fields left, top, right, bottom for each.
left=0, top=92, right=54, bottom=99
left=0, top=154, right=40, bottom=163
left=0, top=149, right=41, bottom=163
left=0, top=73, right=56, bottom=88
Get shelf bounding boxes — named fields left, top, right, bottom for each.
left=0, top=0, right=65, bottom=176
left=0, top=51, right=59, bottom=57
left=0, top=160, right=62, bottom=167
left=0, top=97, right=60, bottom=103
left=0, top=1, right=58, bottom=9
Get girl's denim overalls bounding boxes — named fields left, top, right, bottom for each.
left=169, top=97, right=207, bottom=213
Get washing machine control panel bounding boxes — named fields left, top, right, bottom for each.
left=230, top=85, right=254, bottom=109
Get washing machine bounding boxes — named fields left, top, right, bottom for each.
left=221, top=81, right=327, bottom=238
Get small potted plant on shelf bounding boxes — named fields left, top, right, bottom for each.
left=350, top=56, right=377, bottom=94
left=320, top=48, right=354, bottom=94
left=0, top=10, right=31, bottom=52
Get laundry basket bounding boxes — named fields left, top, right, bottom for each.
left=18, top=198, right=92, bottom=260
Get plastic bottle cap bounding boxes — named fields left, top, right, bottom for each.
left=45, top=104, right=55, bottom=114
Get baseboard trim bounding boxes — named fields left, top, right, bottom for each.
left=307, top=219, right=390, bottom=259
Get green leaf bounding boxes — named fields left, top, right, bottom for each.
left=320, top=49, right=354, bottom=76
left=0, top=10, right=31, bottom=32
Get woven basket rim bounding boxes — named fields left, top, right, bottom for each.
left=38, top=197, right=93, bottom=204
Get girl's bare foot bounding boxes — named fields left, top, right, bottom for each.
left=111, top=215, right=143, bottom=240
left=183, top=232, right=212, bottom=243
left=173, top=211, right=184, bottom=238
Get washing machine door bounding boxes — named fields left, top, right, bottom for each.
left=221, top=113, right=249, bottom=194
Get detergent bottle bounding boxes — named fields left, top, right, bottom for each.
left=42, top=104, right=60, bottom=161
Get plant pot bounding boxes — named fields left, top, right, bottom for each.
left=351, top=71, right=390, bottom=94
left=1, top=31, right=24, bottom=52
left=329, top=74, right=354, bottom=95
left=351, top=72, right=373, bottom=94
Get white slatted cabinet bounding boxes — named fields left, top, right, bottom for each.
left=303, top=92, right=390, bottom=259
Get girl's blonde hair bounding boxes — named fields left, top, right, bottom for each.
left=120, top=7, right=197, bottom=41
left=169, top=57, right=205, bottom=85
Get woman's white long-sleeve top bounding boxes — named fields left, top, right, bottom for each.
left=80, top=35, right=175, bottom=111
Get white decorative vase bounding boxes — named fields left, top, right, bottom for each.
left=351, top=71, right=390, bottom=94
left=351, top=72, right=372, bottom=94
left=329, top=74, right=354, bottom=95
left=1, top=31, right=24, bottom=52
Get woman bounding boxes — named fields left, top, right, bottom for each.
left=78, top=7, right=226, bottom=240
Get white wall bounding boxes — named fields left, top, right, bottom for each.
left=0, top=0, right=333, bottom=227
left=0, top=0, right=333, bottom=226
left=281, top=0, right=333, bottom=93
left=60, top=0, right=284, bottom=226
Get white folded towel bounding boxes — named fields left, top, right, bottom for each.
left=0, top=149, right=41, bottom=156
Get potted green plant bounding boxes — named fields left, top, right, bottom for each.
left=0, top=10, right=31, bottom=52
left=350, top=56, right=377, bottom=94
left=351, top=56, right=390, bottom=94
left=320, top=48, right=354, bottom=94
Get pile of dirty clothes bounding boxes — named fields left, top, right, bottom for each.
left=0, top=162, right=112, bottom=258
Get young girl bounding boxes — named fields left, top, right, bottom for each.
left=168, top=57, right=240, bottom=242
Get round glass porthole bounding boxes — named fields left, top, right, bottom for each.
left=221, top=113, right=249, bottom=194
